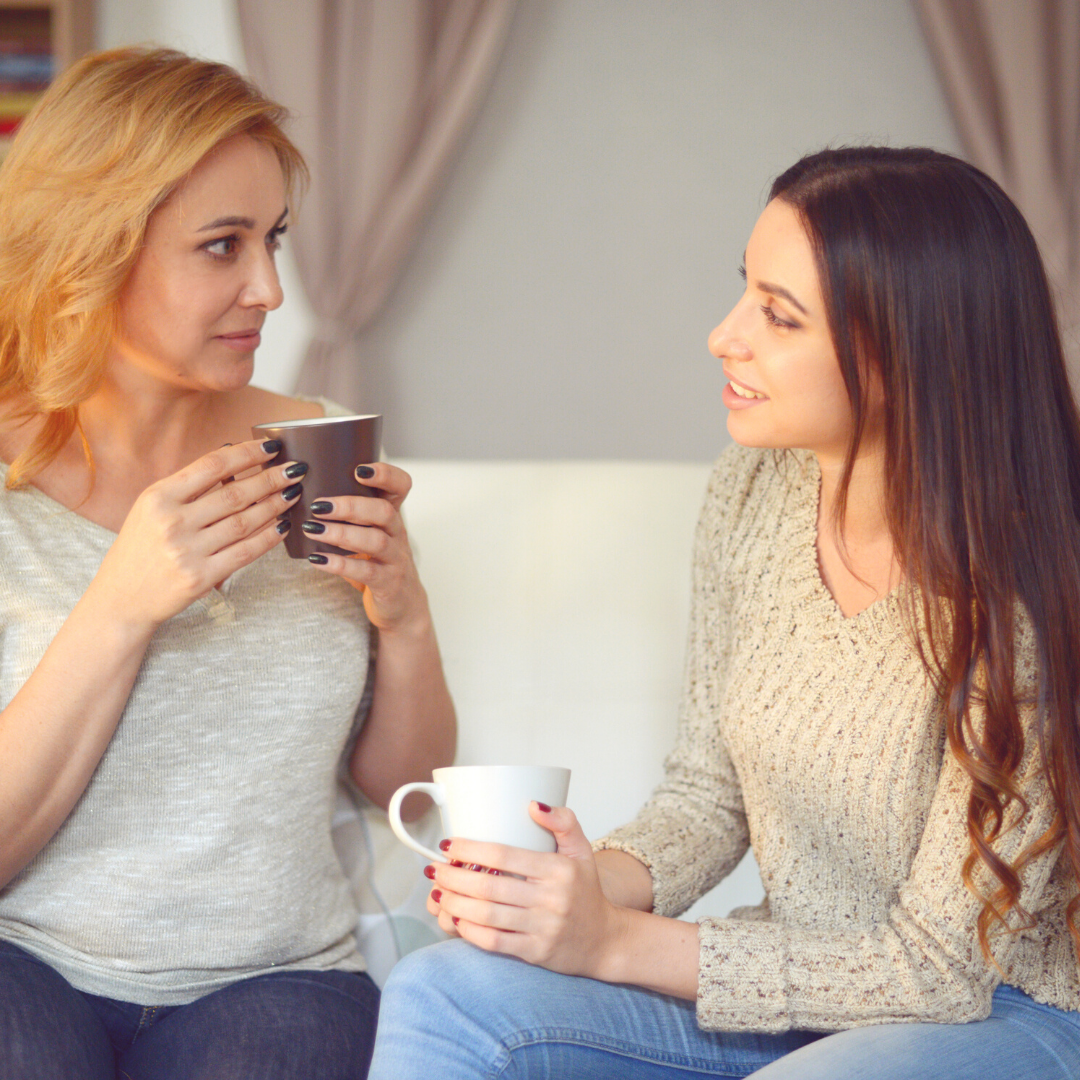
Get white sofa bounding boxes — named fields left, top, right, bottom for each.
left=334, top=460, right=764, bottom=986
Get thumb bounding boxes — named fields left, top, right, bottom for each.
left=530, top=802, right=592, bottom=860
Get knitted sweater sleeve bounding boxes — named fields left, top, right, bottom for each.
left=594, top=446, right=758, bottom=917
left=691, top=691, right=1061, bottom=1033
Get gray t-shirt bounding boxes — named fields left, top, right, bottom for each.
left=0, top=463, right=372, bottom=1005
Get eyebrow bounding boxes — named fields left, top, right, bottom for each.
left=741, top=249, right=809, bottom=316
left=197, top=207, right=289, bottom=233
left=756, top=280, right=808, bottom=315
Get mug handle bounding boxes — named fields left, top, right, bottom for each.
left=388, top=782, right=447, bottom=863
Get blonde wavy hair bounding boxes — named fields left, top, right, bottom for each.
left=0, top=46, right=308, bottom=487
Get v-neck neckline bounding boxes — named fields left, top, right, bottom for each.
left=787, top=450, right=908, bottom=636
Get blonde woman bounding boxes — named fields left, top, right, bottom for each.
left=0, top=48, right=455, bottom=1079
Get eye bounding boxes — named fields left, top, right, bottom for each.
left=203, top=234, right=239, bottom=258
left=267, top=222, right=288, bottom=251
left=760, top=304, right=798, bottom=330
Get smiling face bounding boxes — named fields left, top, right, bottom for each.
left=709, top=198, right=865, bottom=464
left=109, top=134, right=288, bottom=394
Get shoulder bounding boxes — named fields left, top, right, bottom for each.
left=240, top=387, right=329, bottom=426
left=700, top=444, right=811, bottom=535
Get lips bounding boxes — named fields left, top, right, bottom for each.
left=724, top=370, right=767, bottom=399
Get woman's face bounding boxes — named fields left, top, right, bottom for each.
left=110, top=134, right=287, bottom=394
left=709, top=198, right=862, bottom=463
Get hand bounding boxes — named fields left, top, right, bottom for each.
left=425, top=804, right=632, bottom=980
left=302, top=462, right=429, bottom=634
left=90, top=439, right=302, bottom=631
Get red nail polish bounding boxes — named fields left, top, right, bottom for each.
left=536, top=802, right=552, bottom=813
left=431, top=889, right=442, bottom=903
left=423, top=865, right=436, bottom=880
left=439, top=839, right=451, bottom=852
left=452, top=916, right=460, bottom=926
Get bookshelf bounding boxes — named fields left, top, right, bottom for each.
left=0, top=0, right=94, bottom=156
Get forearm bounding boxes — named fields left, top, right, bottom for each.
left=349, top=604, right=456, bottom=809
left=0, top=582, right=154, bottom=886
left=594, top=848, right=654, bottom=910
left=599, top=907, right=700, bottom=999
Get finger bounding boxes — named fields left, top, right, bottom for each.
left=354, top=462, right=412, bottom=504
left=438, top=838, right=556, bottom=880
left=307, top=495, right=403, bottom=539
left=201, top=514, right=289, bottom=580
left=301, top=517, right=399, bottom=560
left=435, top=886, right=530, bottom=934
left=529, top=804, right=593, bottom=860
left=168, top=438, right=284, bottom=503
left=198, top=482, right=300, bottom=557
left=192, top=459, right=307, bottom=531
left=432, top=862, right=533, bottom=908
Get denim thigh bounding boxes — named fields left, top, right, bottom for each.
left=747, top=983, right=1080, bottom=1080
left=114, top=968, right=380, bottom=1080
left=0, top=938, right=115, bottom=1080
left=368, top=939, right=822, bottom=1079
left=370, top=940, right=1080, bottom=1080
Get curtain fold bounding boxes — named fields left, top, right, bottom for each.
left=915, top=0, right=1080, bottom=386
left=237, top=0, right=517, bottom=404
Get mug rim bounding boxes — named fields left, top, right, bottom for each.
left=253, top=413, right=380, bottom=430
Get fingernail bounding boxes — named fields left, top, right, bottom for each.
left=452, top=916, right=460, bottom=926
left=310, top=500, right=334, bottom=515
left=282, top=483, right=303, bottom=501
left=302, top=520, right=326, bottom=535
left=439, top=839, right=451, bottom=852
left=276, top=511, right=291, bottom=521
left=220, top=442, right=233, bottom=448
left=536, top=802, right=552, bottom=813
left=431, top=889, right=442, bottom=904
left=284, top=461, right=308, bottom=479
left=356, top=465, right=375, bottom=479
left=276, top=518, right=291, bottom=535
left=261, top=439, right=282, bottom=455
left=308, top=554, right=329, bottom=565
left=423, top=865, right=436, bottom=880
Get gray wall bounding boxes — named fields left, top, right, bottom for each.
left=100, top=0, right=961, bottom=462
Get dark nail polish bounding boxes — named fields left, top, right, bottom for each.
left=310, top=500, right=334, bottom=515
left=308, top=553, right=329, bottom=565
left=284, top=461, right=308, bottom=479
left=439, top=839, right=451, bottom=852
left=423, top=865, right=436, bottom=880
left=282, top=483, right=303, bottom=501
left=302, top=520, right=326, bottom=535
left=220, top=442, right=233, bottom=448
left=356, top=465, right=375, bottom=479
left=431, top=889, right=442, bottom=904
left=261, top=439, right=282, bottom=455
left=276, top=518, right=291, bottom=535
left=536, top=802, right=552, bottom=813
left=276, top=511, right=291, bottom=521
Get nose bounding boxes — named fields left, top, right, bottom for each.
left=240, top=247, right=285, bottom=312
left=708, top=300, right=753, bottom=363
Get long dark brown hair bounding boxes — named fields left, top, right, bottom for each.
left=770, top=146, right=1080, bottom=961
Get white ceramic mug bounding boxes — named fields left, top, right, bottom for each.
left=388, top=765, right=571, bottom=863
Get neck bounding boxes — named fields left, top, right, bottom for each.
left=78, top=372, right=226, bottom=483
left=815, top=444, right=890, bottom=549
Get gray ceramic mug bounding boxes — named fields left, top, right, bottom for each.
left=251, top=413, right=382, bottom=559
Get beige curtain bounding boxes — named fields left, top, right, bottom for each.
left=237, top=0, right=517, bottom=404
left=915, top=0, right=1080, bottom=387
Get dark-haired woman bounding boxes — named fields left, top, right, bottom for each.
left=367, top=146, right=1080, bottom=1079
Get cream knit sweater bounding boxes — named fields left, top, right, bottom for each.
left=597, top=445, right=1079, bottom=1032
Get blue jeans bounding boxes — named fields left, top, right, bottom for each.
left=0, top=939, right=379, bottom=1079
left=368, top=939, right=1080, bottom=1079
